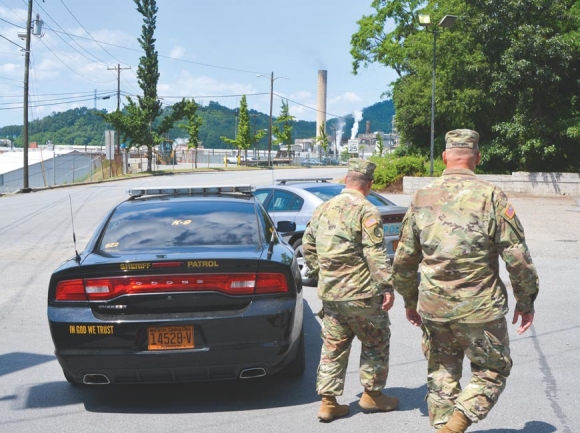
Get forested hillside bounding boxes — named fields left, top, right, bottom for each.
left=0, top=100, right=393, bottom=149
left=327, top=99, right=395, bottom=139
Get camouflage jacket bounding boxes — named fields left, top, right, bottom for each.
left=392, top=168, right=539, bottom=323
left=303, top=188, right=393, bottom=301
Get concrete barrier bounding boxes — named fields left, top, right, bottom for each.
left=403, top=172, right=580, bottom=197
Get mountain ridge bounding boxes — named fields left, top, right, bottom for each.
left=0, top=100, right=394, bottom=149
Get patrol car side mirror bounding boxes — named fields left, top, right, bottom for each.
left=276, top=221, right=296, bottom=233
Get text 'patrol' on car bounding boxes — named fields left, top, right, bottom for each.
left=47, top=185, right=304, bottom=386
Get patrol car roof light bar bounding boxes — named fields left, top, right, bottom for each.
left=128, top=185, right=255, bottom=197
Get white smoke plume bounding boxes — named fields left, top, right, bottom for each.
left=335, top=119, right=345, bottom=153
left=351, top=110, right=363, bottom=140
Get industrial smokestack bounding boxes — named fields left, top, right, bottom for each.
left=316, top=70, right=327, bottom=139
left=366, top=121, right=370, bottom=134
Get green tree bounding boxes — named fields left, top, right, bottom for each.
left=273, top=99, right=295, bottom=161
left=103, top=0, right=185, bottom=171
left=220, top=95, right=260, bottom=163
left=351, top=0, right=423, bottom=80
left=351, top=0, right=580, bottom=172
left=316, top=125, right=330, bottom=159
left=177, top=99, right=203, bottom=168
left=375, top=132, right=385, bottom=156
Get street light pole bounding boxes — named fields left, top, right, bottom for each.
left=268, top=72, right=274, bottom=166
left=419, top=14, right=457, bottom=176
left=430, top=28, right=437, bottom=177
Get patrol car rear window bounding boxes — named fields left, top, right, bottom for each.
left=98, top=199, right=260, bottom=253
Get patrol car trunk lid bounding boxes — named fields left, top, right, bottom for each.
left=49, top=247, right=292, bottom=315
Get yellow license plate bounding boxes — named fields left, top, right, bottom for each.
left=148, top=326, right=194, bottom=350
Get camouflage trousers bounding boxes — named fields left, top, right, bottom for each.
left=421, top=317, right=512, bottom=428
left=316, top=296, right=391, bottom=396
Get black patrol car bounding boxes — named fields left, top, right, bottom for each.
left=47, top=185, right=304, bottom=385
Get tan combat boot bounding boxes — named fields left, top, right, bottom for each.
left=438, top=410, right=472, bottom=433
left=358, top=390, right=399, bottom=412
left=317, top=396, right=349, bottom=422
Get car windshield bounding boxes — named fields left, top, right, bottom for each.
left=99, top=199, right=260, bottom=253
left=303, top=184, right=396, bottom=207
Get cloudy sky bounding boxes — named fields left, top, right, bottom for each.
left=0, top=0, right=398, bottom=129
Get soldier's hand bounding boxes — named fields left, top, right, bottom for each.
left=513, top=310, right=534, bottom=335
left=381, top=293, right=395, bottom=311
left=405, top=308, right=422, bottom=327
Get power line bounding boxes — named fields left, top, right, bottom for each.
left=48, top=29, right=268, bottom=76
left=29, top=51, right=39, bottom=121
left=0, top=91, right=115, bottom=105
left=0, top=0, right=26, bottom=24
left=119, top=73, right=140, bottom=95
left=0, top=95, right=109, bottom=110
left=0, top=82, right=23, bottom=89
left=0, top=16, right=25, bottom=28
left=152, top=92, right=270, bottom=100
left=0, top=75, right=23, bottom=83
left=275, top=93, right=348, bottom=120
left=11, top=0, right=126, bottom=105
left=38, top=37, right=116, bottom=84
left=32, top=1, right=113, bottom=67
left=41, top=22, right=111, bottom=66
left=53, top=0, right=126, bottom=65
left=0, top=89, right=114, bottom=97
left=0, top=33, right=25, bottom=49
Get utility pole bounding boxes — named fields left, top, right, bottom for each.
left=21, top=3, right=43, bottom=192
left=257, top=72, right=288, bottom=167
left=107, top=64, right=131, bottom=154
left=22, top=0, right=33, bottom=192
left=94, top=89, right=110, bottom=110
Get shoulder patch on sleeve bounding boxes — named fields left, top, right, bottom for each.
left=364, top=217, right=378, bottom=228
left=504, top=204, right=516, bottom=219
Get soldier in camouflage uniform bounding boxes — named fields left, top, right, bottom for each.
left=392, top=129, right=540, bottom=432
left=303, top=158, right=399, bottom=422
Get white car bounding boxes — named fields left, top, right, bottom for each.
left=226, top=155, right=256, bottom=165
left=254, top=178, right=407, bottom=285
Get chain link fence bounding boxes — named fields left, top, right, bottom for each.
left=0, top=152, right=123, bottom=194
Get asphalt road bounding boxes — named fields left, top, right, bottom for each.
left=0, top=168, right=578, bottom=433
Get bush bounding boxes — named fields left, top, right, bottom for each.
left=369, top=154, right=427, bottom=189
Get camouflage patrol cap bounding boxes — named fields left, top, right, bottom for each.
left=445, top=129, right=479, bottom=150
left=348, top=158, right=376, bottom=180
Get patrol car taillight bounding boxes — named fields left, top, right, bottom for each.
left=55, top=279, right=87, bottom=301
left=54, top=273, right=288, bottom=301
left=255, top=273, right=288, bottom=294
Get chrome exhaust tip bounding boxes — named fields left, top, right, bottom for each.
left=82, top=374, right=111, bottom=385
left=239, top=368, right=267, bottom=379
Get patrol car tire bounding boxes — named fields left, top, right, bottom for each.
left=292, top=238, right=317, bottom=287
